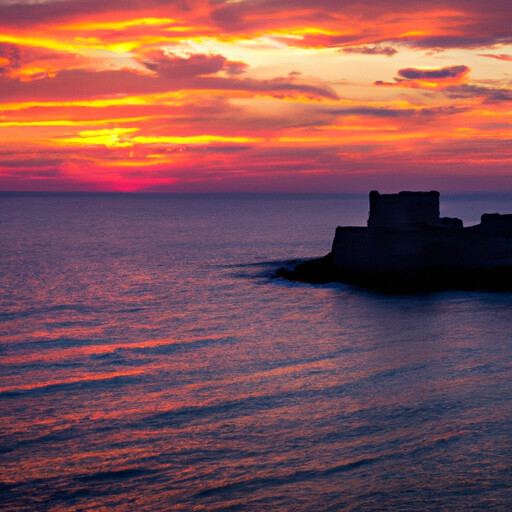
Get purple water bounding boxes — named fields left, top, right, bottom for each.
left=1, top=193, right=511, bottom=511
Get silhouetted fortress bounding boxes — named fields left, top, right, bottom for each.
left=368, top=190, right=441, bottom=228
left=368, top=190, right=463, bottom=229
left=278, top=191, right=512, bottom=292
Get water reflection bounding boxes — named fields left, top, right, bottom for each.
left=1, top=195, right=511, bottom=511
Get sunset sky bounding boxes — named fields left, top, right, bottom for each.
left=1, top=0, right=511, bottom=192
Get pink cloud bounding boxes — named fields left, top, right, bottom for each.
left=478, top=53, right=512, bottom=62
left=143, top=51, right=233, bottom=78
left=0, top=59, right=338, bottom=102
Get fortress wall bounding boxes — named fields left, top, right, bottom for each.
left=332, top=226, right=512, bottom=275
left=480, top=214, right=512, bottom=235
left=368, top=191, right=440, bottom=228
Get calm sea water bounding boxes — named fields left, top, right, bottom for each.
left=1, top=193, right=511, bottom=511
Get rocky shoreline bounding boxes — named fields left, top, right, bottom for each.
left=276, top=191, right=512, bottom=293
left=276, top=254, right=512, bottom=293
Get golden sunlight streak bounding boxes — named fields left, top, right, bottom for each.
left=56, top=128, right=139, bottom=147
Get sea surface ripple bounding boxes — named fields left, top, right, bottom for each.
left=1, top=193, right=512, bottom=511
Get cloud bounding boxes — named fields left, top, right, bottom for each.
left=143, top=51, right=235, bottom=78
left=375, top=65, right=470, bottom=88
left=325, top=105, right=468, bottom=120
left=478, top=53, right=512, bottom=62
left=210, top=0, right=512, bottom=50
left=0, top=43, right=21, bottom=71
left=341, top=45, right=398, bottom=57
left=0, top=62, right=338, bottom=102
left=225, top=60, right=249, bottom=75
left=444, top=83, right=512, bottom=103
left=327, top=106, right=415, bottom=118
left=142, top=51, right=248, bottom=78
left=0, top=41, right=96, bottom=80
left=0, top=0, right=190, bottom=28
left=398, top=65, right=469, bottom=80
left=400, top=35, right=512, bottom=51
left=2, top=0, right=512, bottom=52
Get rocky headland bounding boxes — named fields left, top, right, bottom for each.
left=277, top=191, right=512, bottom=293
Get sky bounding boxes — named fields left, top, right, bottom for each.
left=0, top=0, right=511, bottom=192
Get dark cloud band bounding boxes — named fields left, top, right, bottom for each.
left=398, top=65, right=469, bottom=80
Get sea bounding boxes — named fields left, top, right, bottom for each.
left=1, top=192, right=511, bottom=511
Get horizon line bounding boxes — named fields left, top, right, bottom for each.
left=2, top=190, right=512, bottom=197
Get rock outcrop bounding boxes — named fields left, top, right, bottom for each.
left=277, top=191, right=512, bottom=292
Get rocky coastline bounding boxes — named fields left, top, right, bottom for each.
left=276, top=191, right=512, bottom=293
